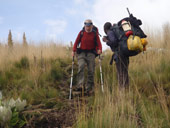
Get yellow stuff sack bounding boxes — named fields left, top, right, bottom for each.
left=141, top=38, right=148, bottom=46
left=127, top=35, right=143, bottom=52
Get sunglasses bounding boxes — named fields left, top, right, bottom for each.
left=84, top=22, right=93, bottom=26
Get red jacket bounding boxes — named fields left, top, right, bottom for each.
left=73, top=30, right=102, bottom=52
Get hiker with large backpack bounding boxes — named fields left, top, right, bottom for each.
left=72, top=19, right=102, bottom=95
left=102, top=8, right=148, bottom=88
left=103, top=22, right=130, bottom=88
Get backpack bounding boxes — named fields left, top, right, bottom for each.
left=77, top=25, right=100, bottom=56
left=111, top=16, right=147, bottom=57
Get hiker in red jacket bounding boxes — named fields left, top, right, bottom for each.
left=72, top=19, right=102, bottom=94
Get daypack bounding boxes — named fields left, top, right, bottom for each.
left=77, top=25, right=100, bottom=56
left=111, top=16, right=148, bottom=57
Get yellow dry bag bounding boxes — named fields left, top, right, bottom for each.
left=127, top=35, right=143, bottom=52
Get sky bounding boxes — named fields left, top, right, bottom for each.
left=0, top=0, right=170, bottom=48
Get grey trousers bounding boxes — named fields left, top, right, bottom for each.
left=77, top=52, right=95, bottom=88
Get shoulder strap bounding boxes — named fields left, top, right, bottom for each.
left=92, top=28, right=98, bottom=47
left=111, top=24, right=125, bottom=41
left=77, top=30, right=84, bottom=47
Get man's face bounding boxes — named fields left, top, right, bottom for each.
left=85, top=25, right=93, bottom=33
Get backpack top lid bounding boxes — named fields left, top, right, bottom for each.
left=118, top=16, right=142, bottom=28
left=117, top=17, right=147, bottom=38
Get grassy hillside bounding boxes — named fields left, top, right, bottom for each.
left=0, top=43, right=76, bottom=127
left=75, top=51, right=170, bottom=128
left=0, top=26, right=170, bottom=127
left=75, top=25, right=170, bottom=128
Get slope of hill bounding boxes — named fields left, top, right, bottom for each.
left=0, top=39, right=170, bottom=127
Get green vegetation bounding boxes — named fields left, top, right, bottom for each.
left=0, top=26, right=170, bottom=127
left=75, top=51, right=170, bottom=128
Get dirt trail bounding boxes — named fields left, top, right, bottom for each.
left=22, top=90, right=90, bottom=128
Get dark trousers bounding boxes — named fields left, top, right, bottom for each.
left=115, top=54, right=129, bottom=88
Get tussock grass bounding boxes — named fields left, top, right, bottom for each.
left=75, top=24, right=170, bottom=128
left=0, top=24, right=170, bottom=127
left=0, top=42, right=68, bottom=70
left=0, top=42, right=72, bottom=105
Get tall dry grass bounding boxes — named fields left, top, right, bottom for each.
left=75, top=23, right=170, bottom=128
left=0, top=42, right=69, bottom=70
left=0, top=23, right=170, bottom=127
left=0, top=41, right=72, bottom=106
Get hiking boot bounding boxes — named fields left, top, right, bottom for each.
left=85, top=86, right=94, bottom=96
left=72, top=86, right=86, bottom=98
left=73, top=85, right=84, bottom=92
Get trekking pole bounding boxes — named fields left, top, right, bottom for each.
left=127, top=7, right=131, bottom=16
left=99, top=55, right=104, bottom=92
left=69, top=56, right=74, bottom=100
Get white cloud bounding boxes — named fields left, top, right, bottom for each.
left=91, top=0, right=170, bottom=29
left=0, top=17, right=4, bottom=24
left=74, top=0, right=87, bottom=5
left=73, top=0, right=90, bottom=10
left=65, top=8, right=77, bottom=15
left=44, top=19, right=67, bottom=40
left=87, top=0, right=170, bottom=50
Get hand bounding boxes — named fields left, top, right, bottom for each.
left=97, top=50, right=102, bottom=55
left=102, top=36, right=108, bottom=42
left=72, top=51, right=76, bottom=57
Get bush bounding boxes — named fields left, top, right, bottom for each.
left=50, top=61, right=63, bottom=82
left=15, top=56, right=29, bottom=69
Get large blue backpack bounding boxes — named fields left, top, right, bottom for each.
left=111, top=16, right=147, bottom=57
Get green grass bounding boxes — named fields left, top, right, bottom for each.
left=0, top=45, right=170, bottom=127
left=75, top=51, right=170, bottom=128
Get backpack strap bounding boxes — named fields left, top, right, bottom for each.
left=92, top=28, right=98, bottom=47
left=77, top=30, right=84, bottom=48
left=111, top=24, right=124, bottom=41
